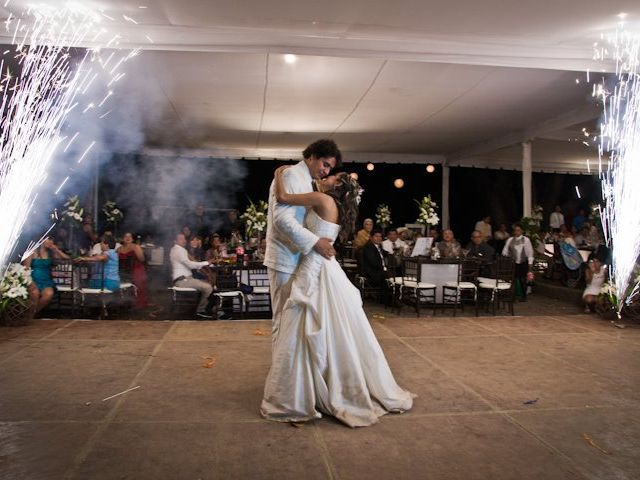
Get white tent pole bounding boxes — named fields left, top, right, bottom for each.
left=522, top=141, right=532, bottom=218
left=442, top=163, right=450, bottom=230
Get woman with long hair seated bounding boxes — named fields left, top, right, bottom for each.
left=118, top=232, right=148, bottom=309
left=22, top=237, right=69, bottom=313
left=261, top=167, right=414, bottom=428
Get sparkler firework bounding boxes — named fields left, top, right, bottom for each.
left=0, top=3, right=139, bottom=269
left=594, top=21, right=640, bottom=312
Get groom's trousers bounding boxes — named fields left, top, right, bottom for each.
left=267, top=268, right=294, bottom=344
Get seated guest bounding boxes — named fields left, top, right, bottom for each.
left=170, top=233, right=215, bottom=318
left=493, top=223, right=510, bottom=247
left=360, top=229, right=388, bottom=288
left=573, top=209, right=586, bottom=231
left=186, top=204, right=211, bottom=239
left=79, top=220, right=98, bottom=253
left=23, top=237, right=69, bottom=313
left=91, top=231, right=121, bottom=256
left=76, top=236, right=121, bottom=291
left=205, top=233, right=227, bottom=263
left=474, top=216, right=492, bottom=242
left=466, top=230, right=495, bottom=262
left=181, top=225, right=193, bottom=242
left=437, top=229, right=462, bottom=258
left=583, top=258, right=607, bottom=313
left=573, top=226, right=586, bottom=247
left=253, top=237, right=267, bottom=262
left=397, top=227, right=410, bottom=243
left=502, top=224, right=534, bottom=301
left=188, top=236, right=204, bottom=261
left=353, top=218, right=374, bottom=251
left=219, top=210, right=241, bottom=240
left=562, top=227, right=577, bottom=248
left=117, top=232, right=148, bottom=309
left=382, top=228, right=407, bottom=255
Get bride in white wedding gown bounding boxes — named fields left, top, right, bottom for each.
left=261, top=167, right=414, bottom=427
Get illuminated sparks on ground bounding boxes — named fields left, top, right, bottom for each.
left=0, top=4, right=139, bottom=269
left=593, top=20, right=640, bottom=311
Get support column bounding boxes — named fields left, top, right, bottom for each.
left=522, top=141, right=532, bottom=218
left=442, top=164, right=450, bottom=230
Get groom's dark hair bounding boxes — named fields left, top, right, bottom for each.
left=303, top=139, right=342, bottom=170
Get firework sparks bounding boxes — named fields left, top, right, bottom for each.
left=0, top=4, right=140, bottom=269
left=593, top=20, right=640, bottom=311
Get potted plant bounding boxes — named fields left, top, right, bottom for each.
left=0, top=263, right=32, bottom=326
left=375, top=203, right=392, bottom=232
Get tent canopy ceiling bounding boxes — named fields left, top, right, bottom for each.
left=2, top=0, right=636, bottom=172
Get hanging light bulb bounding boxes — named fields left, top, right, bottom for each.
left=426, top=164, right=435, bottom=173
left=349, top=172, right=359, bottom=180
left=366, top=162, right=375, bottom=171
left=284, top=54, right=297, bottom=64
left=394, top=178, right=404, bottom=188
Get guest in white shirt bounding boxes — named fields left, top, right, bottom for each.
left=170, top=233, right=216, bottom=318
left=502, top=224, right=534, bottom=301
left=382, top=228, right=406, bottom=255
left=474, top=216, right=492, bottom=242
left=91, top=232, right=121, bottom=256
left=549, top=206, right=565, bottom=232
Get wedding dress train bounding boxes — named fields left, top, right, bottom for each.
left=261, top=210, right=414, bottom=427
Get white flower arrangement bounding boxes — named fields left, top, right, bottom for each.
left=62, top=195, right=84, bottom=224
left=0, top=263, right=31, bottom=311
left=103, top=200, right=124, bottom=225
left=415, top=195, right=439, bottom=226
left=240, top=200, right=268, bottom=238
left=375, top=204, right=392, bottom=228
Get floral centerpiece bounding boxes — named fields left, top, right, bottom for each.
left=415, top=195, right=439, bottom=233
left=102, top=200, right=124, bottom=235
left=62, top=195, right=84, bottom=224
left=375, top=204, right=392, bottom=230
left=0, top=263, right=32, bottom=325
left=240, top=199, right=268, bottom=240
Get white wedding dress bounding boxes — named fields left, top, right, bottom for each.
left=261, top=210, right=414, bottom=427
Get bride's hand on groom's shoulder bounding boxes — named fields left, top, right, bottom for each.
left=274, top=165, right=290, bottom=177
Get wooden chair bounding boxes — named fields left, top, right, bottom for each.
left=477, top=256, right=515, bottom=316
left=213, top=265, right=245, bottom=319
left=51, top=259, right=77, bottom=316
left=400, top=258, right=436, bottom=317
left=245, top=263, right=271, bottom=317
left=76, top=262, right=116, bottom=319
left=442, top=259, right=479, bottom=316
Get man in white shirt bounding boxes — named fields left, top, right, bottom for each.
left=263, top=139, right=341, bottom=342
left=549, top=206, right=565, bottom=232
left=474, top=216, right=492, bottom=242
left=502, top=224, right=534, bottom=301
left=170, top=233, right=215, bottom=318
left=381, top=228, right=406, bottom=255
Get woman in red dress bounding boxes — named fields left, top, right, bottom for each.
left=118, top=232, right=149, bottom=309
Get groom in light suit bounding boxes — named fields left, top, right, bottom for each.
left=263, top=139, right=342, bottom=342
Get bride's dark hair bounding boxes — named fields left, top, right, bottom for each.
left=324, top=173, right=362, bottom=243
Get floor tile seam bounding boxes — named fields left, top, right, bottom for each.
left=62, top=321, right=178, bottom=480
left=376, top=322, right=501, bottom=412
left=548, top=315, right=640, bottom=340
left=311, top=423, right=339, bottom=480
left=485, top=329, right=640, bottom=386
left=1, top=404, right=632, bottom=426
left=498, top=412, right=592, bottom=480
left=0, top=320, right=78, bottom=366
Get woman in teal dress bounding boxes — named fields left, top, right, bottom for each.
left=22, top=237, right=69, bottom=313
